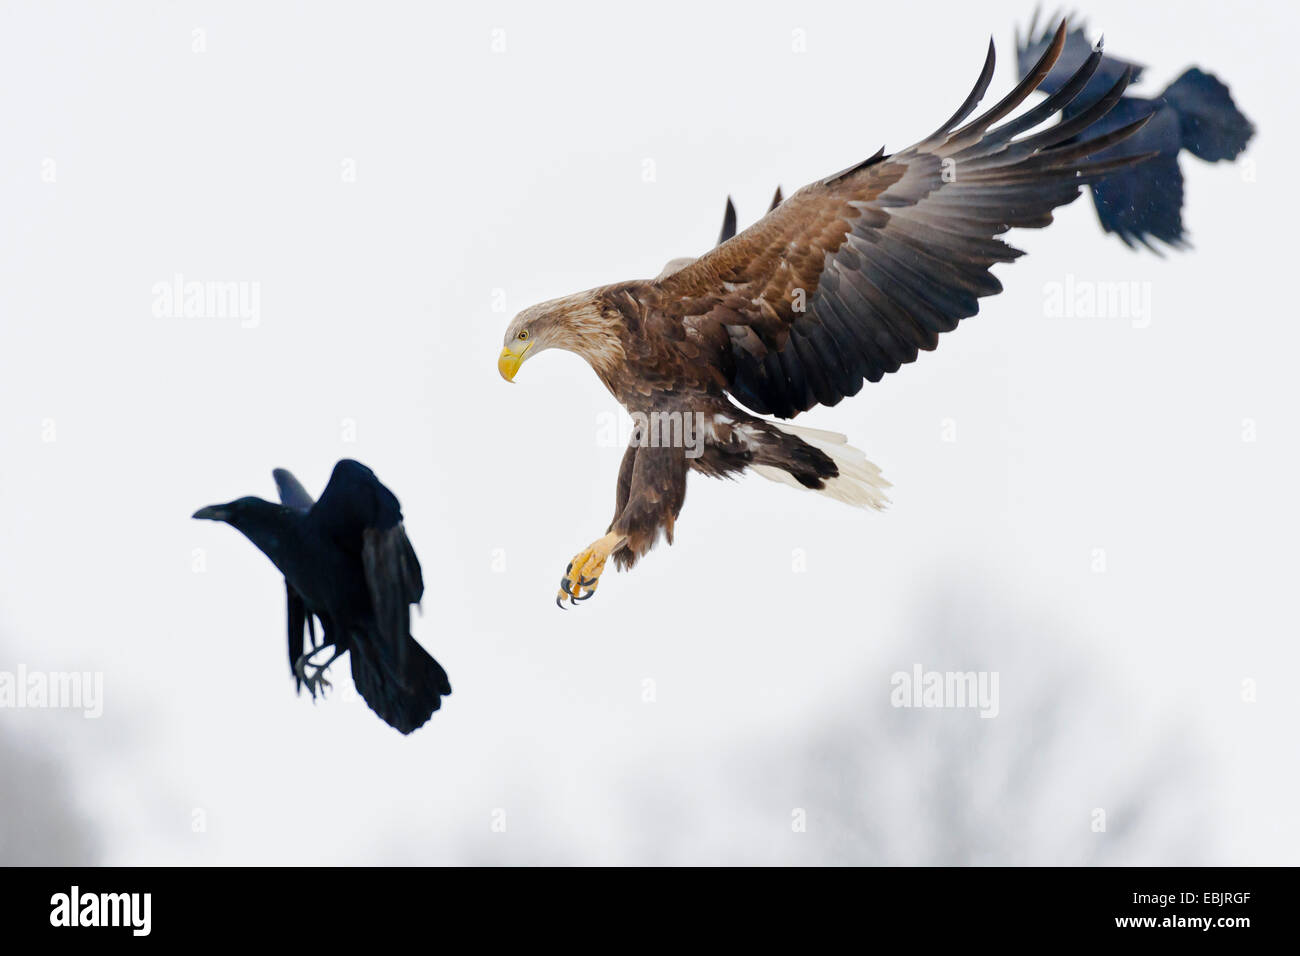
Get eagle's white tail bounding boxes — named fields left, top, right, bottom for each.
left=751, top=421, right=891, bottom=510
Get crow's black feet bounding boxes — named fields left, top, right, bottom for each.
left=294, top=648, right=340, bottom=699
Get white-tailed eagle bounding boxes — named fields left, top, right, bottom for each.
left=498, top=24, right=1152, bottom=606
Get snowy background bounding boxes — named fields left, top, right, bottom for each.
left=0, top=0, right=1294, bottom=864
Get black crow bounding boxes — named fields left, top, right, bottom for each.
left=1017, top=13, right=1254, bottom=251
left=193, top=459, right=450, bottom=734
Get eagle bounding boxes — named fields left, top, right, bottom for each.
left=498, top=23, right=1152, bottom=607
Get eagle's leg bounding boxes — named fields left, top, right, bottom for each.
left=555, top=436, right=688, bottom=608
left=557, top=532, right=627, bottom=607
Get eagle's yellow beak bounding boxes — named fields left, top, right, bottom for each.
left=498, top=343, right=531, bottom=382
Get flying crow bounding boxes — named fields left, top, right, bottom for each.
left=1016, top=12, right=1254, bottom=249
left=193, top=459, right=450, bottom=734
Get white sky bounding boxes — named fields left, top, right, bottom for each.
left=0, top=0, right=1296, bottom=864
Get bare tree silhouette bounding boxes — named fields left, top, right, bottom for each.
left=0, top=724, right=100, bottom=865
left=448, top=586, right=1223, bottom=865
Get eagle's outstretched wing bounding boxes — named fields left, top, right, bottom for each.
left=652, top=23, right=1151, bottom=419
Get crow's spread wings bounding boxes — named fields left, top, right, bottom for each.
left=650, top=23, right=1151, bottom=419
left=1015, top=13, right=1144, bottom=108
left=311, top=460, right=424, bottom=672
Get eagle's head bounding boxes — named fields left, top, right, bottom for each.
left=498, top=289, right=625, bottom=382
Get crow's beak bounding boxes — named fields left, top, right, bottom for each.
left=192, top=505, right=228, bottom=521
left=498, top=342, right=531, bottom=382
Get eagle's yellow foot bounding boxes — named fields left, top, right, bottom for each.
left=557, top=532, right=626, bottom=607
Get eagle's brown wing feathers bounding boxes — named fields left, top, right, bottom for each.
left=650, top=24, right=1152, bottom=419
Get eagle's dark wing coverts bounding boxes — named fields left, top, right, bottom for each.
left=652, top=24, right=1150, bottom=419
left=1015, top=18, right=1253, bottom=249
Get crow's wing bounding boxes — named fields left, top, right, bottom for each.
left=311, top=460, right=424, bottom=672
left=272, top=467, right=316, bottom=513
left=1015, top=16, right=1143, bottom=109
left=1065, top=97, right=1187, bottom=249
left=1089, top=150, right=1185, bottom=250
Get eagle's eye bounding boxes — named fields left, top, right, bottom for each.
left=517, top=330, right=529, bottom=341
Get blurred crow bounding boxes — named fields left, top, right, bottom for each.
left=193, top=459, right=450, bottom=734
left=1016, top=12, right=1254, bottom=250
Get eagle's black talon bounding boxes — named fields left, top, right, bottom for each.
left=573, top=590, right=596, bottom=601
left=556, top=594, right=567, bottom=609
left=578, top=576, right=596, bottom=587
left=565, top=562, right=573, bottom=574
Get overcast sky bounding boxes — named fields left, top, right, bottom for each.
left=0, top=0, right=1295, bottom=864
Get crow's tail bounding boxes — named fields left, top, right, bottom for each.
left=349, top=636, right=451, bottom=735
left=1162, top=67, right=1254, bottom=162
